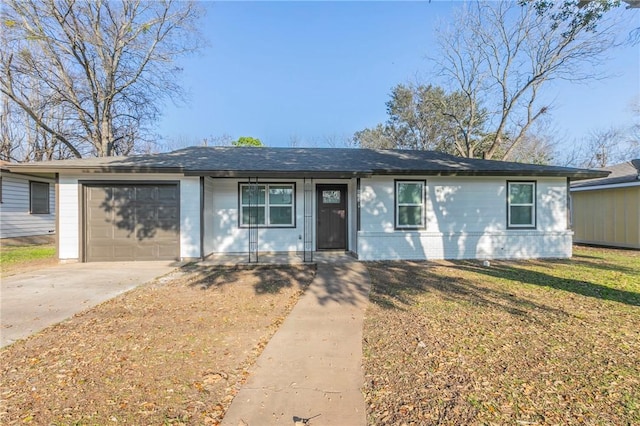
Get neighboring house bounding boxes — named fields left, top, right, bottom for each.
left=570, top=159, right=640, bottom=249
left=7, top=147, right=606, bottom=262
left=0, top=160, right=56, bottom=239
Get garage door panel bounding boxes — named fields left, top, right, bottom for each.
left=89, top=245, right=136, bottom=261
left=85, top=184, right=180, bottom=262
left=88, top=226, right=113, bottom=240
left=88, top=186, right=109, bottom=202
left=113, top=226, right=134, bottom=238
left=133, top=246, right=156, bottom=259
left=158, top=186, right=178, bottom=201
left=113, top=186, right=133, bottom=199
left=136, top=207, right=157, bottom=222
left=136, top=186, right=156, bottom=202
left=157, top=206, right=178, bottom=220
left=158, top=243, right=179, bottom=258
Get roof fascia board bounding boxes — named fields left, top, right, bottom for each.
left=7, top=164, right=608, bottom=180
left=570, top=181, right=640, bottom=191
left=371, top=169, right=609, bottom=179
left=0, top=169, right=56, bottom=180
left=183, top=170, right=368, bottom=178
left=7, top=165, right=184, bottom=174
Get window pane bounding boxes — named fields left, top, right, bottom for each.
left=398, top=182, right=423, bottom=204
left=30, top=182, right=49, bottom=214
left=398, top=205, right=423, bottom=227
left=241, top=185, right=266, bottom=204
left=322, top=190, right=340, bottom=204
left=510, top=206, right=533, bottom=225
left=510, top=184, right=533, bottom=204
left=241, top=206, right=265, bottom=225
left=269, top=206, right=293, bottom=225
left=269, top=186, right=293, bottom=205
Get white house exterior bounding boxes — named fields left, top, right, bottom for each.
left=7, top=147, right=606, bottom=262
left=0, top=162, right=56, bottom=239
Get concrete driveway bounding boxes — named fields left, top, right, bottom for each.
left=1, top=261, right=180, bottom=348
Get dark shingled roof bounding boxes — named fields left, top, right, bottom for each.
left=6, top=146, right=608, bottom=180
left=571, top=159, right=640, bottom=188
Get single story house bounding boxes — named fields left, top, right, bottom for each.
left=570, top=159, right=640, bottom=249
left=0, top=160, right=56, bottom=239
left=6, top=147, right=606, bottom=262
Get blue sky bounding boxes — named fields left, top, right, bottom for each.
left=157, top=1, right=640, bottom=152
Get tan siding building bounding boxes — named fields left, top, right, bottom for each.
left=571, top=160, right=640, bottom=249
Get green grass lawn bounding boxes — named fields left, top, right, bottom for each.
left=0, top=244, right=56, bottom=270
left=363, top=245, right=640, bottom=425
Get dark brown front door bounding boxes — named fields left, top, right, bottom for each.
left=316, top=184, right=347, bottom=250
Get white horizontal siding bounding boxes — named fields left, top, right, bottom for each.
left=357, top=230, right=573, bottom=260
left=58, top=175, right=80, bottom=260
left=358, top=176, right=571, bottom=260
left=211, top=179, right=304, bottom=253
left=0, top=172, right=55, bottom=238
left=209, top=178, right=355, bottom=254
left=52, top=172, right=571, bottom=262
left=203, top=177, right=215, bottom=256
left=180, top=177, right=201, bottom=259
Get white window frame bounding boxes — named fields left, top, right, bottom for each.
left=239, top=183, right=295, bottom=228
left=395, top=180, right=426, bottom=229
left=30, top=181, right=50, bottom=214
left=507, top=181, right=536, bottom=229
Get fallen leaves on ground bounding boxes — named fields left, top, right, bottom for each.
left=363, top=246, right=640, bottom=425
left=0, top=265, right=315, bottom=425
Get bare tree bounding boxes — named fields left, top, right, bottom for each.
left=582, top=127, right=628, bottom=167
left=562, top=126, right=639, bottom=168
left=434, top=0, right=621, bottom=161
left=0, top=0, right=202, bottom=159
left=322, top=133, right=351, bottom=148
left=506, top=119, right=558, bottom=164
left=158, top=133, right=233, bottom=153
left=0, top=76, right=77, bottom=162
left=288, top=134, right=302, bottom=148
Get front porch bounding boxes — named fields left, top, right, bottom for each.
left=197, top=251, right=358, bottom=268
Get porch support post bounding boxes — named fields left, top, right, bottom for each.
left=303, top=178, right=313, bottom=263
left=248, top=177, right=259, bottom=263
left=199, top=176, right=205, bottom=260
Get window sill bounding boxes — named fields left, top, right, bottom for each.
left=239, top=225, right=296, bottom=229
left=394, top=226, right=427, bottom=231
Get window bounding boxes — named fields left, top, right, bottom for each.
left=322, top=190, right=341, bottom=204
left=30, top=181, right=50, bottom=214
left=395, top=180, right=425, bottom=229
left=507, top=181, right=536, bottom=228
left=239, top=183, right=295, bottom=227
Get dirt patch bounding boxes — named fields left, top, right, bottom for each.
left=0, top=266, right=315, bottom=425
left=363, top=247, right=640, bottom=424
left=0, top=235, right=55, bottom=246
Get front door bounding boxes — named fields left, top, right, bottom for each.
left=316, top=184, right=347, bottom=250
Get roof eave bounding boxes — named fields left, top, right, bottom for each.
left=372, top=169, right=609, bottom=180
left=6, top=165, right=185, bottom=174
left=184, top=170, right=369, bottom=178
left=6, top=164, right=608, bottom=180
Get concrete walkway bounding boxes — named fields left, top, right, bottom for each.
left=222, top=258, right=371, bottom=426
left=0, top=261, right=180, bottom=347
